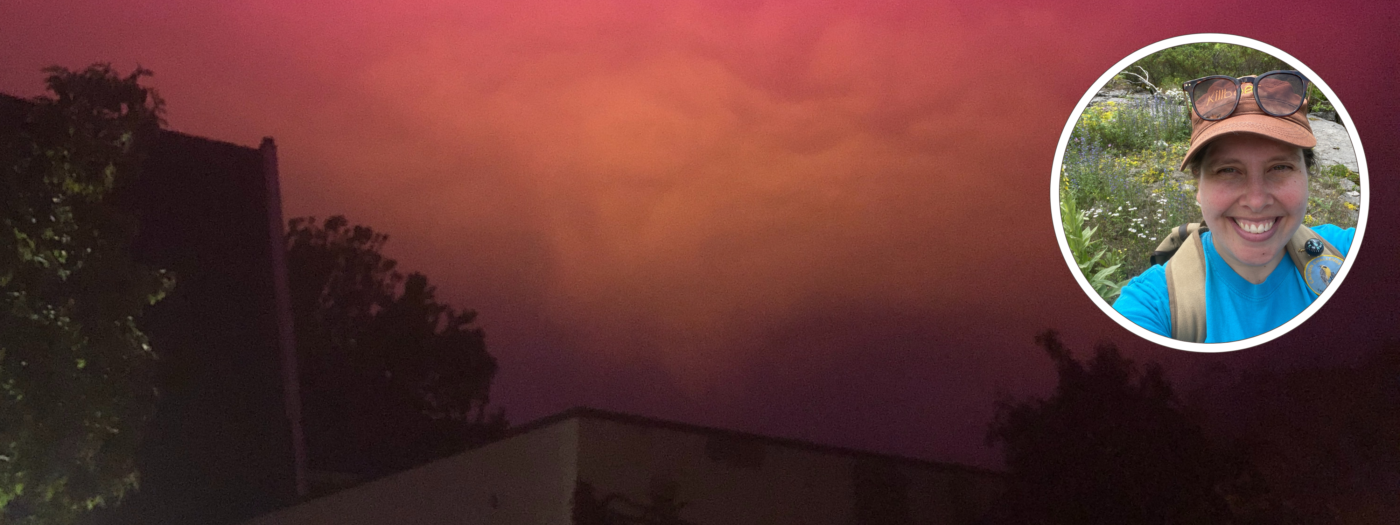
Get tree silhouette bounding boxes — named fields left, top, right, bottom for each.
left=285, top=216, right=505, bottom=481
left=984, top=330, right=1278, bottom=524
left=1187, top=344, right=1400, bottom=523
left=0, top=64, right=174, bottom=524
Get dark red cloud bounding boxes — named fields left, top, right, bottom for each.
left=3, top=0, right=1395, bottom=468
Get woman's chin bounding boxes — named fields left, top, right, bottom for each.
left=1222, top=243, right=1286, bottom=268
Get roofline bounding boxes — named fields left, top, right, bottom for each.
left=495, top=406, right=1003, bottom=479
left=160, top=127, right=264, bottom=152
left=1, top=91, right=262, bottom=152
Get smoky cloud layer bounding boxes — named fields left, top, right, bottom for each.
left=3, top=0, right=1395, bottom=468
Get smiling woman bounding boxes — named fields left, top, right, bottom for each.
left=1055, top=36, right=1368, bottom=350
left=1112, top=67, right=1355, bottom=344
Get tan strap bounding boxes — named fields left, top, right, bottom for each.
left=1151, top=223, right=1204, bottom=266
left=1166, top=224, right=1208, bottom=343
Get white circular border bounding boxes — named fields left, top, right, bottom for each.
left=1051, top=33, right=1370, bottom=352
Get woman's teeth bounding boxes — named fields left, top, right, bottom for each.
left=1236, top=218, right=1275, bottom=234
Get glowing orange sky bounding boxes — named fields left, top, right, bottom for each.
left=3, top=0, right=1396, bottom=467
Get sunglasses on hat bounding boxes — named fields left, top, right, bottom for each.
left=1181, top=70, right=1311, bottom=121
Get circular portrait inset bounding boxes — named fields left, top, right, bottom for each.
left=1052, top=34, right=1368, bottom=352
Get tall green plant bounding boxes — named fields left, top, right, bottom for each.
left=1061, top=196, right=1128, bottom=302
left=0, top=65, right=173, bottom=524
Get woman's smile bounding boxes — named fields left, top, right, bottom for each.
left=1230, top=216, right=1279, bottom=238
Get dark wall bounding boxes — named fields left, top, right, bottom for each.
left=2, top=93, right=300, bottom=525
left=99, top=131, right=299, bottom=525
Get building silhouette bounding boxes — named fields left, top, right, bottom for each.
left=241, top=407, right=1004, bottom=525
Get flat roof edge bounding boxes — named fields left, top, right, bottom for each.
left=495, top=407, right=1002, bottom=479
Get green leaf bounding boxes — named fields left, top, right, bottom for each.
left=1092, top=263, right=1122, bottom=283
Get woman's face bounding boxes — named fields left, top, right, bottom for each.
left=1195, top=133, right=1309, bottom=283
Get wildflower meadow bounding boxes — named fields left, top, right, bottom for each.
left=1060, top=94, right=1198, bottom=302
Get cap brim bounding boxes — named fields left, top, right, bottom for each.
left=1178, top=114, right=1318, bottom=171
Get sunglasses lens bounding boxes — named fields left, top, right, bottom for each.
left=1258, top=73, right=1305, bottom=115
left=1192, top=78, right=1238, bottom=120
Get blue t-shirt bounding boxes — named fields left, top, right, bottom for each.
left=1113, top=224, right=1355, bottom=343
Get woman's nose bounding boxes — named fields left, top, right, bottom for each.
left=1240, top=173, right=1273, bottom=211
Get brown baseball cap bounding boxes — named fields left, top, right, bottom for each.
left=1179, top=76, right=1315, bottom=171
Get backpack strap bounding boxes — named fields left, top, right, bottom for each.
left=1151, top=223, right=1207, bottom=266
left=1164, top=223, right=1208, bottom=343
